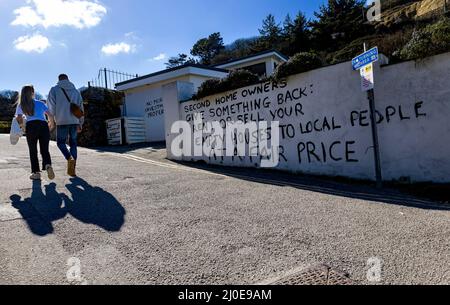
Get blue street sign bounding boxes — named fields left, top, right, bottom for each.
left=352, top=47, right=379, bottom=70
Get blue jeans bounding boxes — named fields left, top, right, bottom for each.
left=57, top=125, right=78, bottom=160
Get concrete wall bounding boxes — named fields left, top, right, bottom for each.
left=125, top=86, right=165, bottom=142
left=165, top=52, right=450, bottom=183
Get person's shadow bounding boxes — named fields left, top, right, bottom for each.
left=62, top=177, right=126, bottom=232
left=11, top=181, right=66, bottom=236
left=11, top=178, right=126, bottom=236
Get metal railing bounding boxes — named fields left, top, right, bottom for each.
left=88, top=68, right=138, bottom=90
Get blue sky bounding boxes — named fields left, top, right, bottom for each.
left=0, top=0, right=326, bottom=96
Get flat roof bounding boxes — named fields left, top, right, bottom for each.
left=213, top=50, right=289, bottom=68
left=115, top=51, right=289, bottom=91
left=115, top=64, right=228, bottom=89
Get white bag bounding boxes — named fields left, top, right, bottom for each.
left=10, top=118, right=24, bottom=145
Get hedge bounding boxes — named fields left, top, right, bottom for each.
left=273, top=52, right=323, bottom=81
left=398, top=17, right=450, bottom=60
left=193, top=69, right=260, bottom=100
left=191, top=52, right=325, bottom=100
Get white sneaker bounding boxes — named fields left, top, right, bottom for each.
left=30, top=172, right=41, bottom=180
left=46, top=165, right=55, bottom=180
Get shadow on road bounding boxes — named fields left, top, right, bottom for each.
left=62, top=177, right=126, bottom=232
left=173, top=160, right=450, bottom=211
left=10, top=178, right=126, bottom=236
left=11, top=181, right=66, bottom=236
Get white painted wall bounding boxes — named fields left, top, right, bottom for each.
left=163, top=81, right=195, bottom=160
left=165, top=52, right=450, bottom=183
left=124, top=87, right=165, bottom=143
left=123, top=74, right=224, bottom=143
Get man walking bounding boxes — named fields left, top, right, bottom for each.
left=48, top=74, right=84, bottom=177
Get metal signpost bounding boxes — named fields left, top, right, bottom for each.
left=353, top=46, right=383, bottom=188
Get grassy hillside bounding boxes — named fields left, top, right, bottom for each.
left=194, top=1, right=449, bottom=99
left=207, top=0, right=449, bottom=67
left=325, top=0, right=449, bottom=64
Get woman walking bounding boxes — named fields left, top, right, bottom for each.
left=15, top=85, right=55, bottom=181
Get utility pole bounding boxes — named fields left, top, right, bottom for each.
left=364, top=43, right=383, bottom=188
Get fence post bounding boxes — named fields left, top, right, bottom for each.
left=104, top=68, right=108, bottom=89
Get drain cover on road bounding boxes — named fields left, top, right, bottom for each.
left=269, top=264, right=354, bottom=285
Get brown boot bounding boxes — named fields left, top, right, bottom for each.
left=46, top=165, right=55, bottom=180
left=67, top=158, right=76, bottom=177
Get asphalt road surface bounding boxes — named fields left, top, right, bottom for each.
left=0, top=135, right=449, bottom=285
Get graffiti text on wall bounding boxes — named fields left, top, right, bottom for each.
left=145, top=97, right=164, bottom=118
left=181, top=79, right=428, bottom=168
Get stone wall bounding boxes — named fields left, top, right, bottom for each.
left=0, top=96, right=17, bottom=133
left=78, top=87, right=124, bottom=147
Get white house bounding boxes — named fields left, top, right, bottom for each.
left=213, top=50, right=288, bottom=77
left=115, top=50, right=288, bottom=143
left=115, top=64, right=228, bottom=142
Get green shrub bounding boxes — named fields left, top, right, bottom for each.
left=224, top=69, right=260, bottom=88
left=193, top=79, right=222, bottom=100
left=429, top=17, right=450, bottom=50
left=273, top=52, right=323, bottom=80
left=399, top=29, right=432, bottom=60
left=398, top=17, right=450, bottom=60
left=193, top=69, right=260, bottom=100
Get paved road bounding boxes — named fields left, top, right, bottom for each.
left=0, top=134, right=449, bottom=285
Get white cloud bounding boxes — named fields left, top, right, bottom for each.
left=152, top=53, right=167, bottom=61
left=11, top=0, right=107, bottom=29
left=14, top=33, right=51, bottom=53
left=101, top=42, right=136, bottom=56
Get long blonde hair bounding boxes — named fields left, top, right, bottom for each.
left=19, top=85, right=35, bottom=116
